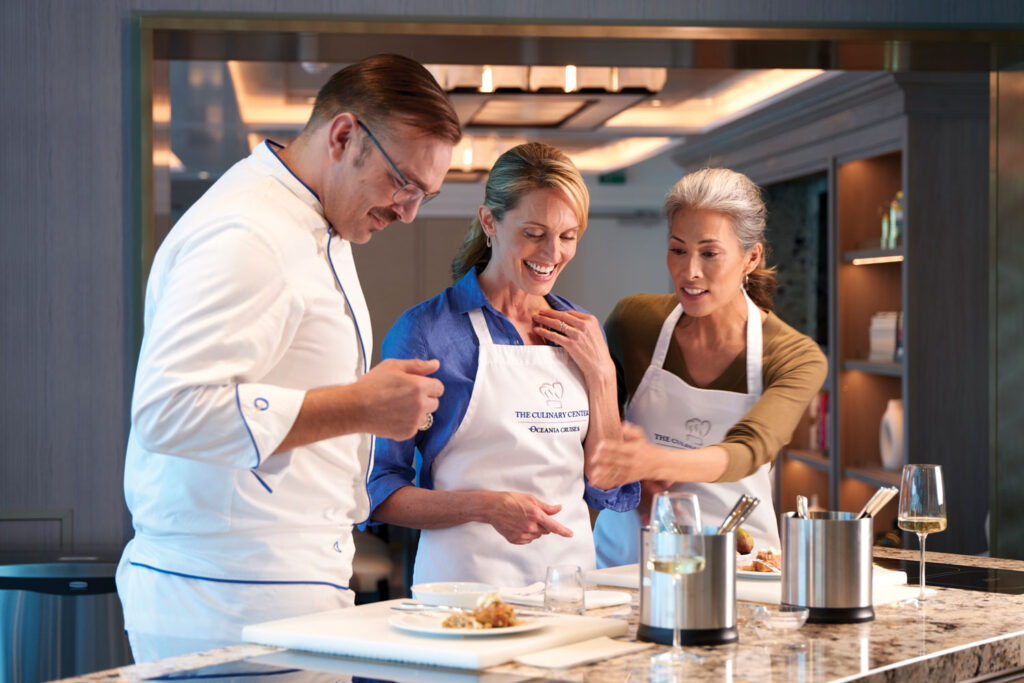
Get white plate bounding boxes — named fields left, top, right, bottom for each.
left=737, top=568, right=781, bottom=581
left=736, top=551, right=781, bottom=580
left=387, top=613, right=546, bottom=638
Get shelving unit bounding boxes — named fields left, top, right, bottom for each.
left=785, top=448, right=830, bottom=472
left=842, top=360, right=901, bottom=376
left=834, top=150, right=905, bottom=538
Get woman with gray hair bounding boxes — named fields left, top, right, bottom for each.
left=591, top=168, right=827, bottom=568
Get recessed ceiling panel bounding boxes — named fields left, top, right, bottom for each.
left=469, top=95, right=591, bottom=127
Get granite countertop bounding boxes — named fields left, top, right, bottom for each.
left=59, top=550, right=1024, bottom=683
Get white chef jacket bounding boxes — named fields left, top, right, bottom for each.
left=118, top=141, right=372, bottom=642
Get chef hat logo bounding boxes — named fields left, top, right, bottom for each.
left=539, top=382, right=564, bottom=408
left=683, top=417, right=711, bottom=448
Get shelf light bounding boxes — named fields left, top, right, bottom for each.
left=851, top=254, right=904, bottom=266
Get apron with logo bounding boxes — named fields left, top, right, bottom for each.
left=413, top=308, right=595, bottom=587
left=593, top=292, right=778, bottom=568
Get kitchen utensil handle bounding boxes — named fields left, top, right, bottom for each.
left=856, top=487, right=887, bottom=519
left=717, top=494, right=752, bottom=534
left=726, top=497, right=760, bottom=532
left=864, top=486, right=899, bottom=518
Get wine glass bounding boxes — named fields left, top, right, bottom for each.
left=897, top=464, right=947, bottom=605
left=647, top=492, right=705, bottom=668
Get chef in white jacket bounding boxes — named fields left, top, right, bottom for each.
left=117, top=54, right=460, bottom=662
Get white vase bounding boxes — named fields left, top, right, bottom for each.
left=879, top=399, right=904, bottom=471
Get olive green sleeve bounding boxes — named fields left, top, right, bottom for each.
left=715, top=317, right=828, bottom=482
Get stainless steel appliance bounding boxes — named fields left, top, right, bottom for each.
left=781, top=511, right=875, bottom=623
left=638, top=527, right=738, bottom=646
left=0, top=552, right=131, bottom=682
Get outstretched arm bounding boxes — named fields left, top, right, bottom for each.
left=588, top=422, right=730, bottom=489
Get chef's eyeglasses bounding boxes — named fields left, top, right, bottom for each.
left=357, top=120, right=440, bottom=206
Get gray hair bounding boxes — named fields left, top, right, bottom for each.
left=663, top=168, right=767, bottom=254
left=663, top=168, right=777, bottom=309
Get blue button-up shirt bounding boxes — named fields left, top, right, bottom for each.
left=367, top=268, right=639, bottom=519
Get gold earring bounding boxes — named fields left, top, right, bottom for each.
left=744, top=273, right=749, bottom=287
left=486, top=235, right=492, bottom=248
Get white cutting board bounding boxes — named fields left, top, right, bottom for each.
left=586, top=564, right=913, bottom=605
left=242, top=599, right=627, bottom=670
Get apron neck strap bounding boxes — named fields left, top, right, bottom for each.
left=744, top=291, right=764, bottom=396
left=651, top=304, right=684, bottom=369
left=468, top=308, right=493, bottom=345
left=651, top=292, right=764, bottom=395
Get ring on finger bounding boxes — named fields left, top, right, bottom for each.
left=418, top=412, right=434, bottom=431
left=559, top=321, right=568, bottom=333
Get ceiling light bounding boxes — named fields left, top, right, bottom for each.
left=470, top=96, right=589, bottom=127
left=604, top=69, right=825, bottom=132
left=153, top=146, right=184, bottom=171
left=568, top=137, right=681, bottom=173
left=480, top=66, right=494, bottom=94
left=564, top=65, right=577, bottom=93
left=227, top=61, right=314, bottom=125
left=609, top=67, right=620, bottom=92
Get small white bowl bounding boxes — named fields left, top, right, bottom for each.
left=410, top=582, right=496, bottom=609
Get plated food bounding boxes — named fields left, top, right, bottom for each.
left=740, top=548, right=781, bottom=573
left=388, top=612, right=543, bottom=638
left=441, top=592, right=523, bottom=630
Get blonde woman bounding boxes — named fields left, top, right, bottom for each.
left=368, top=142, right=639, bottom=587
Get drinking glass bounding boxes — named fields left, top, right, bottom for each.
left=647, top=492, right=705, bottom=668
left=897, top=464, right=947, bottom=604
left=543, top=564, right=585, bottom=615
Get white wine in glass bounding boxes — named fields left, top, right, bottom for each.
left=897, top=464, right=946, bottom=604
left=647, top=491, right=705, bottom=667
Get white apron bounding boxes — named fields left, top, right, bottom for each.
left=593, top=292, right=778, bottom=568
left=413, top=308, right=595, bottom=587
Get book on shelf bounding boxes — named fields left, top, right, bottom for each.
left=817, top=390, right=829, bottom=453
left=869, top=311, right=901, bottom=362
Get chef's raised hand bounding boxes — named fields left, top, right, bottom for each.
left=272, top=358, right=444, bottom=453
left=488, top=491, right=574, bottom=545
left=352, top=358, right=444, bottom=440
left=532, top=310, right=616, bottom=387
